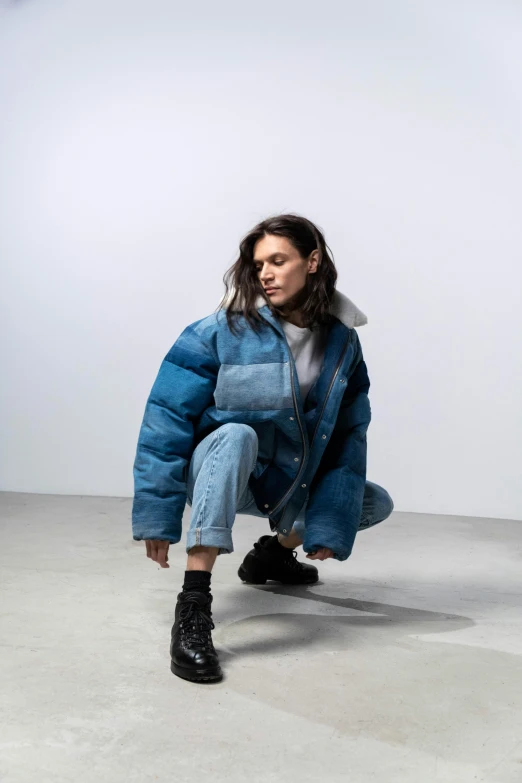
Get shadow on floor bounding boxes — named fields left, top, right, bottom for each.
left=214, top=582, right=474, bottom=662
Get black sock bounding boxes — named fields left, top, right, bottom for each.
left=182, top=569, right=212, bottom=594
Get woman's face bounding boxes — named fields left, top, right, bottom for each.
left=253, top=234, right=319, bottom=310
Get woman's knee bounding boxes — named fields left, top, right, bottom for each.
left=373, top=484, right=394, bottom=522
left=215, top=423, right=258, bottom=467
left=360, top=482, right=394, bottom=529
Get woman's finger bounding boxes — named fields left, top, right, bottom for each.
left=306, top=548, right=331, bottom=560
left=157, top=543, right=169, bottom=568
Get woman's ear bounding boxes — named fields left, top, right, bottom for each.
left=308, top=249, right=319, bottom=274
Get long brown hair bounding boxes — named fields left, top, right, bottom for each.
left=217, top=213, right=338, bottom=336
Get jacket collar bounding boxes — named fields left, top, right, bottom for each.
left=219, top=288, right=367, bottom=329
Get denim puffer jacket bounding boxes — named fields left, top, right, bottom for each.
left=132, top=289, right=371, bottom=561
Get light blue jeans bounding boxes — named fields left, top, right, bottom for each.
left=185, top=423, right=394, bottom=555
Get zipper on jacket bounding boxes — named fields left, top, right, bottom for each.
left=267, top=333, right=308, bottom=516
left=309, top=333, right=352, bottom=448
left=273, top=331, right=351, bottom=520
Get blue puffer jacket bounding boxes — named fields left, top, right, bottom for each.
left=132, top=290, right=371, bottom=561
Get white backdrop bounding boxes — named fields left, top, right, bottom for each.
left=1, top=0, right=521, bottom=520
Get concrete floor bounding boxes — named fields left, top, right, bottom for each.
left=0, top=493, right=521, bottom=783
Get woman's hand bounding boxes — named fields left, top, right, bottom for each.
left=145, top=539, right=170, bottom=568
left=306, top=547, right=334, bottom=561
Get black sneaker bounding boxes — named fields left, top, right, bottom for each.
left=170, top=590, right=223, bottom=683
left=238, top=534, right=319, bottom=585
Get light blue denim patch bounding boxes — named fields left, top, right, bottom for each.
left=214, top=362, right=292, bottom=411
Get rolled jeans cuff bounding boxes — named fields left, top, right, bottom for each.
left=185, top=526, right=234, bottom=556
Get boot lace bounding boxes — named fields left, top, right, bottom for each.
left=179, top=596, right=215, bottom=648
left=287, top=549, right=305, bottom=571
left=254, top=541, right=305, bottom=571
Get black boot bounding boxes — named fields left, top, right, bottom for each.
left=238, top=534, right=319, bottom=585
left=170, top=590, right=223, bottom=683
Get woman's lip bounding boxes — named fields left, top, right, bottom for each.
left=265, top=288, right=278, bottom=294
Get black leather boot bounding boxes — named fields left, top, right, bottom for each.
left=170, top=590, right=222, bottom=682
left=238, top=534, right=319, bottom=585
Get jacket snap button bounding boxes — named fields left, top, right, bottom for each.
left=294, top=457, right=299, bottom=462
left=289, top=416, right=294, bottom=421
left=322, top=434, right=327, bottom=439
left=264, top=504, right=269, bottom=508
left=301, top=483, right=306, bottom=488
left=340, top=378, right=345, bottom=383
left=282, top=529, right=287, bottom=533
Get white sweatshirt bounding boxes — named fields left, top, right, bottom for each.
left=281, top=320, right=328, bottom=402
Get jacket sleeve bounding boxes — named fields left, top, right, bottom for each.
left=132, top=323, right=219, bottom=543
left=303, top=331, right=371, bottom=561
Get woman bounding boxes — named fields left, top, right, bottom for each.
left=132, top=213, right=394, bottom=683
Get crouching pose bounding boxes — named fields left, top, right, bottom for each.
left=132, top=213, right=394, bottom=683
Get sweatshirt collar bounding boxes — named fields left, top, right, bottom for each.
left=219, top=288, right=368, bottom=329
